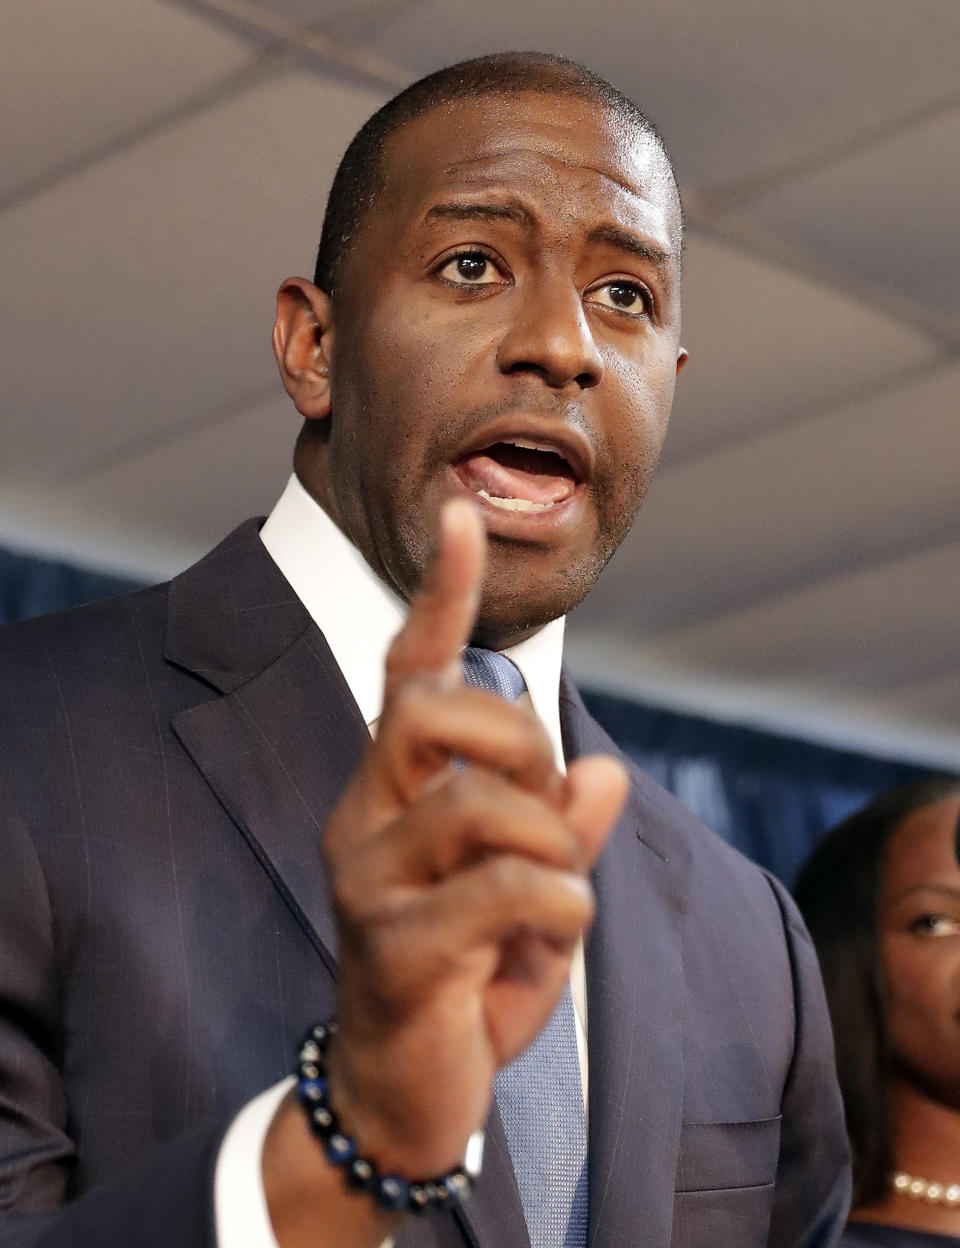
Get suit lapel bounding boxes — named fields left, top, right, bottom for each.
left=173, top=624, right=370, bottom=973
left=561, top=677, right=689, bottom=1248
left=165, top=521, right=369, bottom=971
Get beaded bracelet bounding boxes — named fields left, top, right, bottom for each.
left=295, top=1021, right=484, bottom=1215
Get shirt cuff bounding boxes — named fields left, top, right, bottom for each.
left=214, top=1077, right=293, bottom=1248
left=214, top=1077, right=396, bottom=1248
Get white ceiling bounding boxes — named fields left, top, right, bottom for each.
left=2, top=0, right=958, bottom=767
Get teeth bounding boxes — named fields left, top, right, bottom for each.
left=502, top=438, right=559, bottom=456
left=477, top=488, right=553, bottom=512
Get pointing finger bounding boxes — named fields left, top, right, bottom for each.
left=384, top=498, right=485, bottom=699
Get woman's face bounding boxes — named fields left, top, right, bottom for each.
left=879, top=794, right=960, bottom=1104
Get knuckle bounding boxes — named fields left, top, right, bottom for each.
left=485, top=853, right=529, bottom=896
left=385, top=674, right=438, bottom=732
left=445, top=768, right=486, bottom=816
left=445, top=771, right=509, bottom=842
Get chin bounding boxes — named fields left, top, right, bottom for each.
left=473, top=564, right=597, bottom=648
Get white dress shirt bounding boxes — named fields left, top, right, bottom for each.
left=215, top=475, right=586, bottom=1247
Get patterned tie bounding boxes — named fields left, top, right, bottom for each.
left=461, top=647, right=589, bottom=1248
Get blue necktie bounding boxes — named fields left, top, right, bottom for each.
left=461, top=647, right=589, bottom=1248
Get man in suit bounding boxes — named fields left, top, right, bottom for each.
left=0, top=52, right=849, bottom=1247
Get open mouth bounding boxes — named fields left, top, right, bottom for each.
left=453, top=439, right=580, bottom=513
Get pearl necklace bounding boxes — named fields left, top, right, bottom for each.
left=892, top=1171, right=960, bottom=1206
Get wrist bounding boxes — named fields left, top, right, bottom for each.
left=264, top=1092, right=403, bottom=1248
left=296, top=1022, right=483, bottom=1216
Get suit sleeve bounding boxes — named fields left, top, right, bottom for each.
left=764, top=873, right=852, bottom=1248
left=0, top=792, right=224, bottom=1247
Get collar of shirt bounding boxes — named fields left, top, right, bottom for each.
left=259, top=474, right=567, bottom=769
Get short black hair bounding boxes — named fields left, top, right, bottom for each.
left=313, top=51, right=680, bottom=298
left=793, top=776, right=960, bottom=1205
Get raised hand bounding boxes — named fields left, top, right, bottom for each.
left=264, top=498, right=628, bottom=1245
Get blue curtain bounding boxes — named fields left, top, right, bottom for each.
left=0, top=546, right=139, bottom=627
left=581, top=691, right=943, bottom=885
left=1, top=544, right=948, bottom=884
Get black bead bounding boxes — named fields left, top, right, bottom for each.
left=375, top=1174, right=410, bottom=1213
left=408, top=1184, right=431, bottom=1214
left=346, top=1157, right=376, bottom=1191
left=296, top=1075, right=328, bottom=1106
left=443, top=1172, right=470, bottom=1205
left=305, top=1021, right=335, bottom=1052
left=309, top=1104, right=338, bottom=1135
left=325, top=1132, right=357, bottom=1165
left=299, top=1039, right=321, bottom=1064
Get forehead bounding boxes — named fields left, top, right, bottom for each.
left=374, top=92, right=679, bottom=254
left=882, top=796, right=960, bottom=898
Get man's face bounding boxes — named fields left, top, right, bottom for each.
left=313, top=92, right=685, bottom=647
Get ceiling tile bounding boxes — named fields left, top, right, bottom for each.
left=1, top=0, right=260, bottom=205
left=564, top=625, right=960, bottom=770
left=0, top=392, right=300, bottom=580
left=62, top=391, right=301, bottom=567
left=644, top=537, right=960, bottom=695
left=666, top=231, right=941, bottom=463
left=0, top=69, right=386, bottom=483
left=242, top=0, right=410, bottom=28
left=735, top=105, right=960, bottom=322
left=345, top=0, right=960, bottom=189
left=574, top=362, right=960, bottom=633
left=871, top=671, right=960, bottom=732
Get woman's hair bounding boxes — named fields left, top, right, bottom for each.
left=793, top=776, right=960, bottom=1204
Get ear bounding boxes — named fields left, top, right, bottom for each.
left=272, top=277, right=335, bottom=420
left=676, top=345, right=689, bottom=374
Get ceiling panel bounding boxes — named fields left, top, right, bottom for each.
left=61, top=392, right=300, bottom=566
left=643, top=537, right=960, bottom=691
left=343, top=0, right=960, bottom=189
left=0, top=69, right=386, bottom=484
left=736, top=105, right=960, bottom=323
left=575, top=362, right=960, bottom=633
left=1, top=0, right=261, bottom=205
left=0, top=392, right=299, bottom=579
left=564, top=624, right=960, bottom=770
left=665, top=231, right=941, bottom=463
left=872, top=671, right=960, bottom=731
left=245, top=0, right=420, bottom=29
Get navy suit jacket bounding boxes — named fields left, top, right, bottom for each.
left=0, top=520, right=850, bottom=1246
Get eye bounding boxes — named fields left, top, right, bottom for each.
left=585, top=279, right=650, bottom=316
left=908, top=913, right=960, bottom=937
left=436, top=250, right=503, bottom=286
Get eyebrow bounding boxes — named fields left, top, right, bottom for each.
left=424, top=200, right=533, bottom=228
left=889, top=882, right=960, bottom=905
left=422, top=202, right=673, bottom=268
left=587, top=224, right=672, bottom=268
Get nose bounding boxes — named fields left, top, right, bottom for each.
left=496, top=275, right=604, bottom=390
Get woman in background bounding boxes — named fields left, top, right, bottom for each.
left=794, top=777, right=960, bottom=1246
